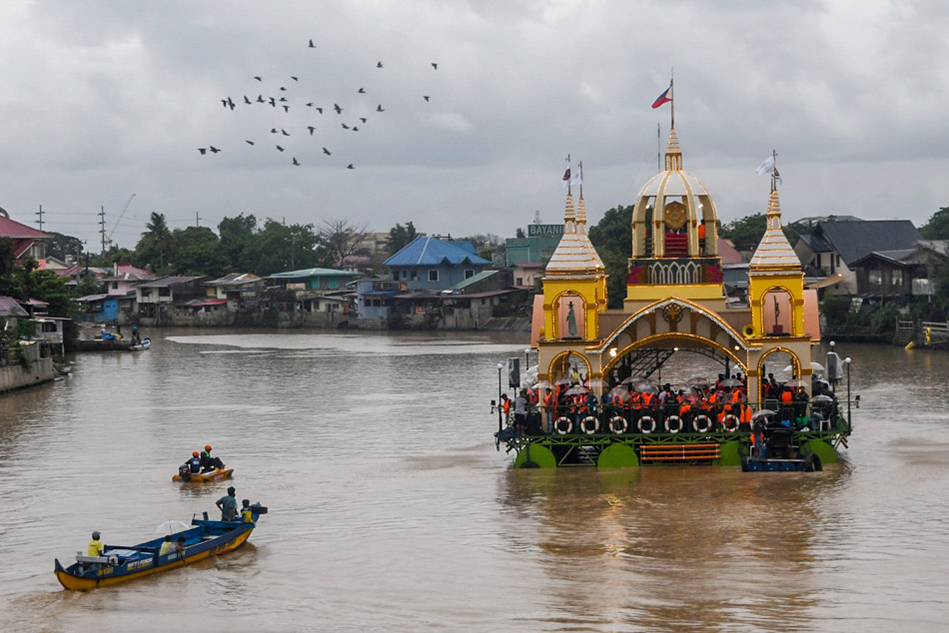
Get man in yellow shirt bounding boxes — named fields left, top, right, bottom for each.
left=159, top=535, right=174, bottom=556
left=87, top=531, right=105, bottom=557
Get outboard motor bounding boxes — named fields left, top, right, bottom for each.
left=178, top=464, right=191, bottom=481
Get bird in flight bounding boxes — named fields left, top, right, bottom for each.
left=256, top=95, right=265, bottom=103
left=245, top=140, right=255, bottom=145
left=358, top=88, right=365, bottom=94
left=281, top=129, right=289, bottom=136
left=276, top=145, right=285, bottom=152
left=359, top=117, right=367, bottom=123
left=376, top=61, right=383, bottom=68
left=308, top=39, right=315, bottom=48
left=307, top=126, right=316, bottom=135
left=315, top=107, right=323, bottom=114
left=209, top=146, right=221, bottom=153
left=306, top=102, right=314, bottom=107
left=341, top=123, right=350, bottom=129
left=333, top=104, right=343, bottom=114
left=268, top=97, right=276, bottom=107
left=291, top=76, right=298, bottom=81
left=347, top=164, right=354, bottom=169
left=279, top=97, right=288, bottom=102
left=352, top=126, right=359, bottom=132
left=282, top=105, right=290, bottom=112
left=322, top=147, right=331, bottom=155
left=254, top=76, right=262, bottom=81
left=292, top=157, right=300, bottom=166
left=376, top=104, right=384, bottom=112
left=423, top=95, right=430, bottom=102
left=431, top=62, right=438, bottom=70
left=243, top=96, right=252, bottom=104
left=198, top=148, right=207, bottom=155
left=271, top=128, right=278, bottom=133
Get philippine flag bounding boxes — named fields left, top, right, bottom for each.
left=651, top=84, right=672, bottom=109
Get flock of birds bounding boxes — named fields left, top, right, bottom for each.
left=197, top=39, right=439, bottom=170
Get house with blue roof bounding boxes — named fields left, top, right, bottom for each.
left=383, top=236, right=490, bottom=291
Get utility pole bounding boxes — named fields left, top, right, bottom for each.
left=36, top=204, right=44, bottom=231
left=98, top=206, right=107, bottom=253
left=195, top=210, right=201, bottom=227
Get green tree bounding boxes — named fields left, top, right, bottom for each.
left=218, top=214, right=259, bottom=271
left=387, top=222, right=418, bottom=254
left=135, top=212, right=175, bottom=272
left=251, top=219, right=331, bottom=275
left=719, top=213, right=766, bottom=252
left=588, top=205, right=633, bottom=309
left=171, top=226, right=225, bottom=276
left=44, top=232, right=85, bottom=263
left=920, top=207, right=949, bottom=239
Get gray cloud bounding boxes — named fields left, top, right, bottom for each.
left=1, top=0, right=947, bottom=249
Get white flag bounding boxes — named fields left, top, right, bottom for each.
left=561, top=155, right=571, bottom=188
left=571, top=161, right=583, bottom=187
left=756, top=155, right=783, bottom=184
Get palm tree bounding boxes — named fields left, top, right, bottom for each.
left=138, top=212, right=173, bottom=269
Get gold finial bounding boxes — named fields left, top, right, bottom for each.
left=664, top=128, right=682, bottom=171
left=563, top=192, right=576, bottom=233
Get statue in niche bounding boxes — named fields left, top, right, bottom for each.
left=566, top=301, right=578, bottom=337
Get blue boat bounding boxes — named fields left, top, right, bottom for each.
left=54, top=503, right=267, bottom=591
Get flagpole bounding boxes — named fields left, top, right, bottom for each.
left=670, top=68, right=675, bottom=130
left=657, top=123, right=661, bottom=170
left=771, top=148, right=777, bottom=192
left=578, top=161, right=583, bottom=199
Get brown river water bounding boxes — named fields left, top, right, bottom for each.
left=0, top=329, right=947, bottom=632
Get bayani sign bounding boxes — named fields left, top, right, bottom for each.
left=527, top=224, right=564, bottom=237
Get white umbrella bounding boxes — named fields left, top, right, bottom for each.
left=155, top=520, right=190, bottom=535
left=783, top=362, right=825, bottom=373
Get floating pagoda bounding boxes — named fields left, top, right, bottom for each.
left=495, top=126, right=852, bottom=468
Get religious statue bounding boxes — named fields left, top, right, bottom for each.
left=566, top=301, right=578, bottom=337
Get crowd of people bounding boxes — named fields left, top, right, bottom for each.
left=500, top=371, right=836, bottom=436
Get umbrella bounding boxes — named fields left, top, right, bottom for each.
left=786, top=379, right=808, bottom=388
left=719, top=378, right=744, bottom=388
left=608, top=387, right=632, bottom=403
left=587, top=377, right=608, bottom=390
left=811, top=394, right=834, bottom=403
left=155, top=520, right=190, bottom=535
left=554, top=378, right=572, bottom=386
left=564, top=385, right=589, bottom=396
left=783, top=361, right=825, bottom=373
left=620, top=376, right=637, bottom=385
left=752, top=409, right=777, bottom=420
left=633, top=381, right=659, bottom=394
left=532, top=380, right=552, bottom=390
left=687, top=376, right=710, bottom=387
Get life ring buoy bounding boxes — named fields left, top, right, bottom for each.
left=743, top=324, right=755, bottom=337
left=694, top=414, right=712, bottom=433
left=580, top=416, right=599, bottom=434
left=609, top=416, right=628, bottom=435
left=555, top=416, right=573, bottom=435
left=723, top=413, right=740, bottom=432
left=637, top=416, right=656, bottom=434
left=664, top=415, right=683, bottom=434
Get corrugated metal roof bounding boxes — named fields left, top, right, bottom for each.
left=0, top=296, right=30, bottom=317
left=0, top=216, right=50, bottom=239
left=136, top=276, right=205, bottom=287
left=384, top=236, right=490, bottom=267
left=816, top=220, right=922, bottom=266
left=449, top=269, right=498, bottom=290
left=268, top=268, right=359, bottom=278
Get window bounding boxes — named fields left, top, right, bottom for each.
left=464, top=269, right=475, bottom=279
left=158, top=287, right=171, bottom=297
left=516, top=277, right=523, bottom=285
left=868, top=269, right=882, bottom=285
left=891, top=269, right=903, bottom=285
left=428, top=270, right=439, bottom=282
left=410, top=270, right=418, bottom=281
left=112, top=282, right=118, bottom=290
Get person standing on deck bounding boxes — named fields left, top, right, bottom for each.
left=216, top=486, right=238, bottom=521
left=513, top=390, right=528, bottom=435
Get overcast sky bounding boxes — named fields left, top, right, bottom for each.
left=1, top=0, right=947, bottom=251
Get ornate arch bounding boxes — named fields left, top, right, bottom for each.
left=547, top=350, right=592, bottom=382
left=756, top=346, right=801, bottom=401
left=601, top=331, right=746, bottom=375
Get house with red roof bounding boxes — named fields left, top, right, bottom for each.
left=0, top=215, right=51, bottom=261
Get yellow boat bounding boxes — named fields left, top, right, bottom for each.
left=172, top=467, right=233, bottom=483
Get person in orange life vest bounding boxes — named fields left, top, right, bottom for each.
left=698, top=221, right=707, bottom=254
left=500, top=394, right=511, bottom=422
